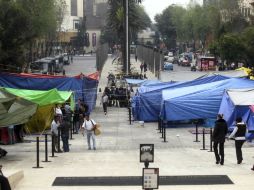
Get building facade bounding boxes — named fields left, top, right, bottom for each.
left=85, top=0, right=108, bottom=52
left=60, top=0, right=84, bottom=43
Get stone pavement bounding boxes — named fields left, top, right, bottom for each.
left=1, top=55, right=254, bottom=189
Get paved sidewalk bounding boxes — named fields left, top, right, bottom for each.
left=1, top=54, right=254, bottom=190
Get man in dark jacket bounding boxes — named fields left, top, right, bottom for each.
left=212, top=114, right=228, bottom=165
left=61, top=116, right=71, bottom=152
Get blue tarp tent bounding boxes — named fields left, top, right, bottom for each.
left=125, top=79, right=162, bottom=86
left=0, top=73, right=98, bottom=113
left=218, top=89, right=254, bottom=140
left=160, top=78, right=254, bottom=122
left=133, top=75, right=230, bottom=121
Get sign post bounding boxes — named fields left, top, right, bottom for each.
left=142, top=168, right=159, bottom=190
left=140, top=144, right=154, bottom=168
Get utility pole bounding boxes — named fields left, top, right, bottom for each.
left=123, top=0, right=129, bottom=75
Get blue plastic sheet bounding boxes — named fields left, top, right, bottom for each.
left=218, top=90, right=254, bottom=141
left=133, top=75, right=229, bottom=122
left=161, top=78, right=254, bottom=121
left=0, top=73, right=98, bottom=113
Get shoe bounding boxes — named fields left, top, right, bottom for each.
left=251, top=167, right=254, bottom=171
left=216, top=161, right=219, bottom=164
left=220, top=162, right=224, bottom=165
left=93, top=147, right=96, bottom=150
left=104, top=112, right=107, bottom=115
left=237, top=160, right=242, bottom=164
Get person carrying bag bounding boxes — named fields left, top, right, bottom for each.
left=81, top=114, right=97, bottom=150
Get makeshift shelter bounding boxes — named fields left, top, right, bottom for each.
left=3, top=88, right=74, bottom=132
left=160, top=78, right=254, bottom=122
left=133, top=75, right=229, bottom=121
left=0, top=72, right=98, bottom=113
left=218, top=89, right=254, bottom=130
left=125, top=79, right=162, bottom=86
left=0, top=89, right=37, bottom=127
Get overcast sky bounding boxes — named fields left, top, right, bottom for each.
left=142, top=0, right=202, bottom=22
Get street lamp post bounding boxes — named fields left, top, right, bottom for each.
left=125, top=0, right=129, bottom=75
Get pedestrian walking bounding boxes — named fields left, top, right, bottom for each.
left=144, top=62, right=147, bottom=72
left=101, top=92, right=109, bottom=115
left=140, top=63, right=144, bottom=73
left=60, top=116, right=70, bottom=152
left=71, top=55, right=73, bottom=63
left=51, top=115, right=61, bottom=152
left=228, top=117, right=247, bottom=164
left=212, top=114, right=228, bottom=165
left=81, top=114, right=97, bottom=150
left=135, top=55, right=138, bottom=62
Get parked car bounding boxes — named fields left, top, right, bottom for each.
left=164, top=62, right=173, bottom=71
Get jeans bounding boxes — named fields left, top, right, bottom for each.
left=61, top=135, right=69, bottom=152
left=103, top=102, right=108, bottom=113
left=86, top=131, right=96, bottom=149
left=74, top=121, right=80, bottom=133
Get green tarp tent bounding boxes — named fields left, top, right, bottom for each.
left=0, top=89, right=37, bottom=127
left=4, top=88, right=74, bottom=108
left=2, top=88, right=74, bottom=132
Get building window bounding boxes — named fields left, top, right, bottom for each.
left=71, top=0, right=77, bottom=16
left=73, top=20, right=80, bottom=30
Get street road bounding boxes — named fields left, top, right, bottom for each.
left=160, top=63, right=208, bottom=82
left=64, top=55, right=97, bottom=76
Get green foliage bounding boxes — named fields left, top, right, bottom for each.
left=0, top=0, right=63, bottom=72
left=218, top=33, right=244, bottom=63
left=105, top=0, right=151, bottom=45
left=241, top=27, right=254, bottom=67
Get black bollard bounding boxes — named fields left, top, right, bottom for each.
left=57, top=129, right=62, bottom=153
left=33, top=137, right=43, bottom=168
left=129, top=107, right=131, bottom=125
left=208, top=128, right=214, bottom=152
left=144, top=160, right=149, bottom=168
left=70, top=123, right=73, bottom=140
left=193, top=123, right=200, bottom=142
left=163, top=124, right=168, bottom=143
left=42, top=134, right=51, bottom=162
left=161, top=123, right=164, bottom=139
left=157, top=118, right=160, bottom=131
left=50, top=135, right=57, bottom=157
left=159, top=119, right=162, bottom=133
left=200, top=128, right=207, bottom=150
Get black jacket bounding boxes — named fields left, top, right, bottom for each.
left=212, top=118, right=228, bottom=143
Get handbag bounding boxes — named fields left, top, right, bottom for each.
left=94, top=128, right=101, bottom=136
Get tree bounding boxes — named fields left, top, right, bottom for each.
left=241, top=27, right=254, bottom=67
left=0, top=0, right=65, bottom=72
left=155, top=6, right=177, bottom=50
left=0, top=0, right=31, bottom=72
left=218, top=33, right=245, bottom=64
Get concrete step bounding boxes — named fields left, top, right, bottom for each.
left=4, top=170, right=24, bottom=189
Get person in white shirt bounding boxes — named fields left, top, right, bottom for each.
left=51, top=115, right=60, bottom=152
left=81, top=114, right=96, bottom=150
left=228, top=117, right=247, bottom=164
left=101, top=92, right=109, bottom=115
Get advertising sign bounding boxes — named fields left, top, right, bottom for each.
left=140, top=144, right=154, bottom=163
left=142, top=168, right=159, bottom=189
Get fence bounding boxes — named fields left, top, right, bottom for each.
left=136, top=45, right=164, bottom=78
left=96, top=43, right=109, bottom=73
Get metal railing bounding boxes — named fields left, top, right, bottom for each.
left=137, top=45, right=164, bottom=78
left=96, top=43, right=109, bottom=73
